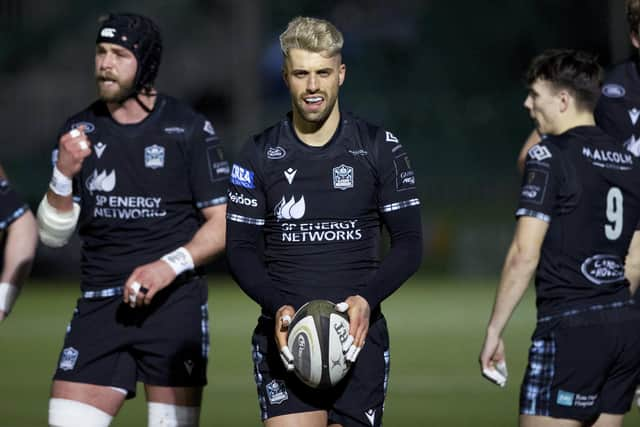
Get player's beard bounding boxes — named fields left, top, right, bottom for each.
left=96, top=74, right=135, bottom=104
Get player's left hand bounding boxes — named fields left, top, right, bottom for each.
left=274, top=304, right=296, bottom=371
left=336, top=295, right=370, bottom=363
left=123, top=259, right=177, bottom=308
left=479, top=332, right=508, bottom=387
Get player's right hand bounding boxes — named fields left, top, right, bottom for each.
left=56, top=127, right=92, bottom=178
left=275, top=304, right=295, bottom=371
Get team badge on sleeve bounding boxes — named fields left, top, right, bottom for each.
left=231, top=164, right=255, bottom=189
left=144, top=145, right=165, bottom=169
left=333, top=164, right=354, bottom=190
left=394, top=154, right=416, bottom=191
left=203, top=120, right=216, bottom=136
left=520, top=169, right=548, bottom=205
left=59, top=347, right=79, bottom=371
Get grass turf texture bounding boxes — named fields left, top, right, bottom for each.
left=1, top=276, right=639, bottom=426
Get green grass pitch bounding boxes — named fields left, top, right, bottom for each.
left=1, top=276, right=639, bottom=426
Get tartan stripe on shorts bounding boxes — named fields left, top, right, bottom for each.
left=520, top=335, right=556, bottom=416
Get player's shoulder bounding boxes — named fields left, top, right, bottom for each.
left=342, top=111, right=387, bottom=144
left=156, top=94, right=204, bottom=122
left=246, top=116, right=291, bottom=159
left=601, top=59, right=636, bottom=96
left=61, top=100, right=106, bottom=132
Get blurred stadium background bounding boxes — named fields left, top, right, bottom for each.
left=1, top=0, right=639, bottom=425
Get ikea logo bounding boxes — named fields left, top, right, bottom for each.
left=231, top=164, right=255, bottom=189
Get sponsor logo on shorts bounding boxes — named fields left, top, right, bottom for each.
left=581, top=254, right=625, bottom=285
left=59, top=347, right=79, bottom=371
left=266, top=380, right=288, bottom=405
left=231, top=164, right=255, bottom=189
left=144, top=144, right=165, bottom=169
left=266, top=146, right=287, bottom=160
left=556, top=390, right=574, bottom=407
left=333, top=164, right=354, bottom=190
left=365, top=409, right=376, bottom=426
left=557, top=390, right=597, bottom=408
left=602, top=83, right=625, bottom=98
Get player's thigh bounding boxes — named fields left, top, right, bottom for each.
left=51, top=380, right=126, bottom=416
left=144, top=385, right=203, bottom=406
left=264, top=410, right=328, bottom=427
left=590, top=413, right=624, bottom=427
left=519, top=414, right=582, bottom=427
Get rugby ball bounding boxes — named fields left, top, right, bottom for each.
left=287, top=300, right=351, bottom=389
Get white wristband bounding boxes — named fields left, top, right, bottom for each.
left=49, top=166, right=73, bottom=197
left=0, top=282, right=19, bottom=314
left=161, top=247, right=194, bottom=276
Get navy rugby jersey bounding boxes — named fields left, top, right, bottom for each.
left=226, top=112, right=422, bottom=315
left=594, top=60, right=640, bottom=155
left=518, top=126, right=640, bottom=317
left=0, top=178, right=29, bottom=231
left=52, top=94, right=229, bottom=291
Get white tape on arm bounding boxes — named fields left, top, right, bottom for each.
left=0, top=282, right=19, bottom=314
left=161, top=247, right=194, bottom=276
left=37, top=195, right=80, bottom=247
left=49, top=166, right=73, bottom=197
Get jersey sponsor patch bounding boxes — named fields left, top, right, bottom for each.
left=580, top=254, right=625, bottom=285
left=231, top=164, right=255, bottom=189
left=394, top=154, right=416, bottom=191
left=582, top=146, right=633, bottom=170
left=333, top=164, right=354, bottom=190
left=275, top=195, right=305, bottom=220
left=164, top=126, right=185, bottom=134
left=527, top=144, right=552, bottom=162
left=94, top=142, right=107, bottom=158
left=629, top=108, right=640, bottom=126
left=602, top=83, right=625, bottom=98
left=624, top=135, right=640, bottom=157
left=207, top=146, right=229, bottom=182
left=284, top=168, right=297, bottom=184
left=519, top=169, right=548, bottom=205
left=228, top=190, right=258, bottom=208
left=266, top=146, right=287, bottom=160
left=86, top=169, right=116, bottom=194
left=144, top=145, right=165, bottom=169
left=71, top=121, right=96, bottom=133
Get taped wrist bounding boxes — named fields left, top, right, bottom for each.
left=161, top=247, right=194, bottom=276
left=37, top=195, right=80, bottom=247
left=49, top=166, right=73, bottom=197
left=0, top=282, right=19, bottom=314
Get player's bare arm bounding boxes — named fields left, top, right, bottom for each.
left=516, top=129, right=542, bottom=174
left=480, top=216, right=547, bottom=382
left=625, top=230, right=640, bottom=294
left=124, top=203, right=226, bottom=307
left=0, top=200, right=37, bottom=321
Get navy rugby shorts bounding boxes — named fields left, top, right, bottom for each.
left=53, top=277, right=209, bottom=397
left=520, top=305, right=640, bottom=420
left=251, top=313, right=390, bottom=427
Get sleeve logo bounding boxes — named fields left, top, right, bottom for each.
left=231, top=164, right=255, bottom=189
left=527, top=145, right=552, bottom=161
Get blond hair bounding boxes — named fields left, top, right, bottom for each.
left=279, top=16, right=344, bottom=57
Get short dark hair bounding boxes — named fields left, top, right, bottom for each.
left=627, top=0, right=640, bottom=35
left=525, top=49, right=603, bottom=112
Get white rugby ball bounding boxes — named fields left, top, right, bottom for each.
left=287, top=300, right=351, bottom=389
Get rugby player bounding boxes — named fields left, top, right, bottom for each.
left=0, top=165, right=37, bottom=321
left=480, top=49, right=640, bottom=427
left=517, top=0, right=640, bottom=172
left=226, top=16, right=423, bottom=427
left=37, top=13, right=228, bottom=427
